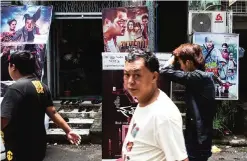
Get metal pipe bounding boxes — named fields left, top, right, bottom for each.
left=54, top=12, right=102, bottom=16
left=55, top=17, right=102, bottom=19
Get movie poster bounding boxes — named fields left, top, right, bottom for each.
left=193, top=32, right=239, bottom=100
left=1, top=5, right=53, bottom=44
left=102, top=7, right=149, bottom=52
left=1, top=5, right=52, bottom=98
left=102, top=53, right=171, bottom=160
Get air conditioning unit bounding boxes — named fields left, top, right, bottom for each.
left=188, top=11, right=228, bottom=35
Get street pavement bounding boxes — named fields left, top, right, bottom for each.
left=44, top=144, right=101, bottom=161
left=44, top=144, right=247, bottom=161
left=209, top=145, right=247, bottom=161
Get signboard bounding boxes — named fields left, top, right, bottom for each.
left=102, top=53, right=128, bottom=70
left=193, top=32, right=239, bottom=100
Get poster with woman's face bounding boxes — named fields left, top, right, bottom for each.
left=1, top=5, right=53, bottom=43
left=102, top=7, right=149, bottom=52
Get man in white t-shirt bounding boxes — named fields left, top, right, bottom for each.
left=119, top=49, right=188, bottom=161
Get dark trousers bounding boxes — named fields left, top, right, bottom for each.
left=185, top=129, right=212, bottom=161
left=186, top=144, right=211, bottom=161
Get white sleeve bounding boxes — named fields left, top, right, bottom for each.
left=155, top=116, right=188, bottom=161
left=107, top=39, right=119, bottom=52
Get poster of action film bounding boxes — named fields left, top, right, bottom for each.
left=1, top=5, right=53, bottom=98
left=102, top=52, right=172, bottom=159
left=1, top=5, right=53, bottom=44
left=193, top=32, right=239, bottom=100
left=102, top=6, right=149, bottom=52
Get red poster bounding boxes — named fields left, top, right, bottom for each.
left=102, top=7, right=149, bottom=52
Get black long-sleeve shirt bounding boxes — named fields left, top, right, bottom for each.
left=160, top=65, right=216, bottom=145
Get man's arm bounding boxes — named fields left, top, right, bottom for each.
left=46, top=107, right=71, bottom=134
left=155, top=115, right=188, bottom=161
left=1, top=88, right=22, bottom=130
left=44, top=88, right=80, bottom=144
left=46, top=107, right=81, bottom=145
left=1, top=118, right=9, bottom=130
left=160, top=56, right=203, bottom=85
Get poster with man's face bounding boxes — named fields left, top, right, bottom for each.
left=102, top=7, right=149, bottom=52
left=1, top=5, right=53, bottom=44
left=193, top=32, right=239, bottom=100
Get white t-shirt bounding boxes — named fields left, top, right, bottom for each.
left=122, top=90, right=187, bottom=161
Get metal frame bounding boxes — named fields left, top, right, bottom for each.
left=54, top=12, right=102, bottom=19
left=47, top=12, right=102, bottom=98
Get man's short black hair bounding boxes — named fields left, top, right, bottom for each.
left=102, top=7, right=127, bottom=22
left=125, top=48, right=159, bottom=73
left=9, top=50, right=36, bottom=75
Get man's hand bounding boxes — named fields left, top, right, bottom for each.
left=66, top=131, right=81, bottom=145
left=164, top=55, right=176, bottom=67
left=168, top=55, right=175, bottom=65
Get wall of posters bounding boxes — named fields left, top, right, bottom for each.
left=102, top=6, right=149, bottom=52
left=102, top=53, right=171, bottom=159
left=193, top=32, right=239, bottom=100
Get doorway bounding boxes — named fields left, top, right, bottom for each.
left=51, top=13, right=104, bottom=98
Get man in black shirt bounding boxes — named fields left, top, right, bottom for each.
left=160, top=43, right=216, bottom=161
left=1, top=51, right=81, bottom=161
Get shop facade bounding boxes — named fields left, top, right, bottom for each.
left=2, top=0, right=247, bottom=151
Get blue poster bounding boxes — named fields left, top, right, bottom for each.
left=193, top=32, right=239, bottom=100
left=1, top=5, right=53, bottom=44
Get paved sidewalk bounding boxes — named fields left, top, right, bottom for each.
left=43, top=144, right=247, bottom=161
left=44, top=144, right=101, bottom=161
left=209, top=145, right=247, bottom=161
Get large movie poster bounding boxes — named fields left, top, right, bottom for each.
left=102, top=53, right=171, bottom=160
left=193, top=32, right=239, bottom=100
left=1, top=5, right=52, bottom=98
left=1, top=5, right=53, bottom=43
left=102, top=7, right=149, bottom=52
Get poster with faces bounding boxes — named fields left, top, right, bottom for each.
left=102, top=7, right=149, bottom=52
left=1, top=5, right=53, bottom=94
left=193, top=32, right=239, bottom=100
left=1, top=5, right=53, bottom=44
